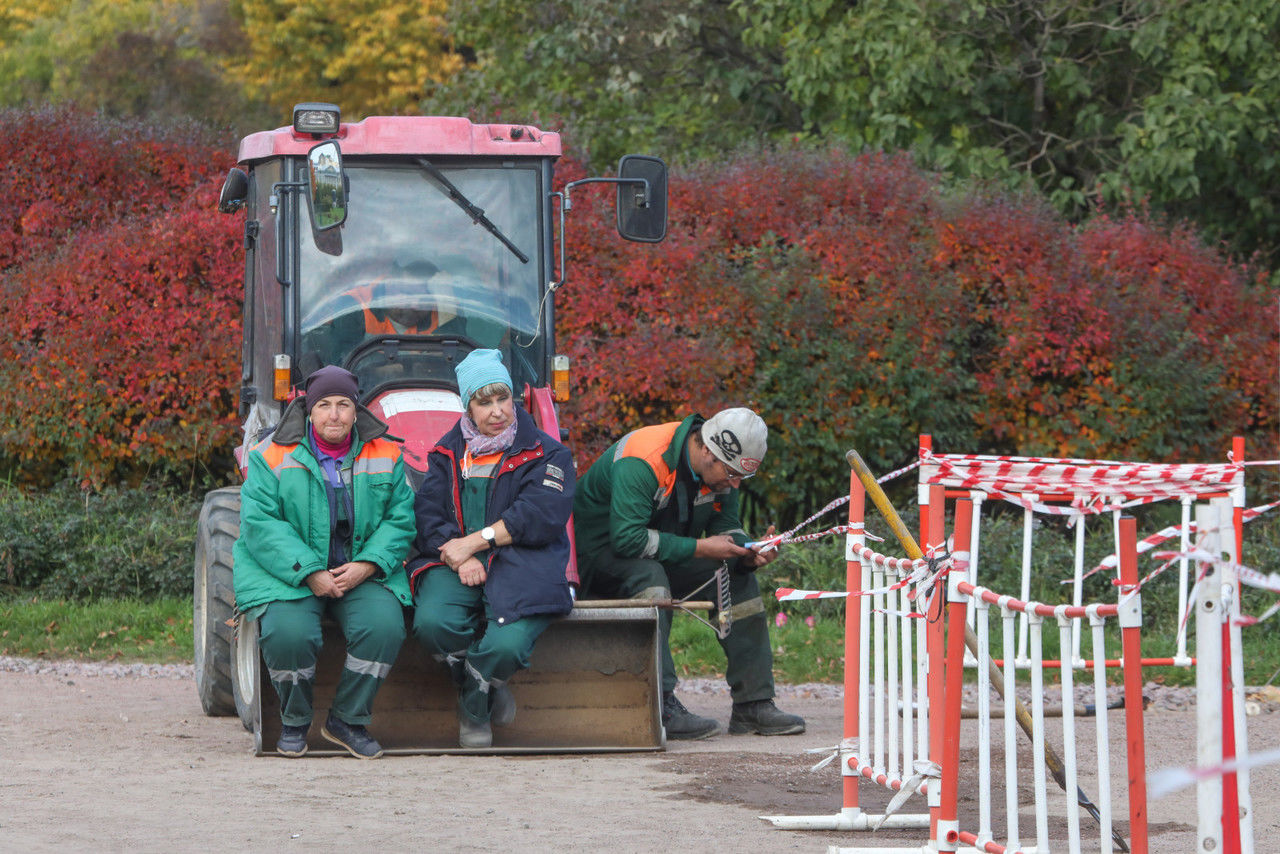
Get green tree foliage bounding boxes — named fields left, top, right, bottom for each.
left=229, top=0, right=461, bottom=118
left=734, top=0, right=1280, bottom=263
left=0, top=0, right=266, bottom=129
left=1107, top=0, right=1280, bottom=264
left=434, top=0, right=799, bottom=168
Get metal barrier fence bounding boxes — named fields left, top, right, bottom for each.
left=764, top=443, right=1257, bottom=853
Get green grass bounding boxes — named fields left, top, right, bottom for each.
left=670, top=595, right=1280, bottom=688
left=0, top=593, right=1275, bottom=688
left=670, top=611, right=850, bottom=684
left=0, top=596, right=192, bottom=662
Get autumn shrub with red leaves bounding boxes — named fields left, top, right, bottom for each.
left=1, top=116, right=1272, bottom=518
left=0, top=108, right=240, bottom=487
left=558, top=147, right=1278, bottom=526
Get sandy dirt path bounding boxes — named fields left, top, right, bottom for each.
left=2, top=669, right=1276, bottom=852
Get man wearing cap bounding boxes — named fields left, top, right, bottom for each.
left=234, top=365, right=416, bottom=759
left=573, top=408, right=805, bottom=739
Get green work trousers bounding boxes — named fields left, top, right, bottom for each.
left=581, top=553, right=774, bottom=703
left=412, top=568, right=553, bottom=724
left=258, top=581, right=406, bottom=728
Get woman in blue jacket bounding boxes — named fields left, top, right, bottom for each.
left=408, top=349, right=575, bottom=748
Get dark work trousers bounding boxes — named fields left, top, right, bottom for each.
left=258, top=581, right=406, bottom=727
left=581, top=553, right=774, bottom=703
left=411, top=568, right=553, bottom=724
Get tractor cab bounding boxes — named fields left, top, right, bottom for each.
left=216, top=102, right=666, bottom=483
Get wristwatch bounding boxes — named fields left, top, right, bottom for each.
left=481, top=526, right=498, bottom=549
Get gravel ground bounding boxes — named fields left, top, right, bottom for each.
left=5, top=654, right=1271, bottom=713
left=4, top=655, right=1278, bottom=852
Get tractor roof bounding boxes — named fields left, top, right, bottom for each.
left=237, top=115, right=562, bottom=165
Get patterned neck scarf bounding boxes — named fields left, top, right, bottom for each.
left=459, top=411, right=518, bottom=456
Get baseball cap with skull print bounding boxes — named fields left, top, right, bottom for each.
left=701, top=407, right=767, bottom=477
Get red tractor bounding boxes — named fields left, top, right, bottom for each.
left=193, top=103, right=669, bottom=753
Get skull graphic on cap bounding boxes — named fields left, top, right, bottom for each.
left=709, top=429, right=743, bottom=462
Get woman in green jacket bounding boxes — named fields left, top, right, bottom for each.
left=233, top=365, right=415, bottom=758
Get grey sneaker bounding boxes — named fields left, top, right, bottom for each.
left=321, top=712, right=384, bottom=759
left=277, top=723, right=309, bottom=757
left=491, top=683, right=516, bottom=728
left=728, top=698, right=806, bottom=735
left=662, top=692, right=720, bottom=740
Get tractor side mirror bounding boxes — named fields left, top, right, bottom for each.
left=615, top=155, right=667, bottom=243
left=218, top=168, right=249, bottom=214
left=306, top=140, right=347, bottom=231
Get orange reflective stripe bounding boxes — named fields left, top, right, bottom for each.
left=260, top=442, right=296, bottom=469
left=614, top=422, right=681, bottom=500
left=360, top=437, right=403, bottom=460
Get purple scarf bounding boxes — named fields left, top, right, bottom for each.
left=459, top=412, right=518, bottom=456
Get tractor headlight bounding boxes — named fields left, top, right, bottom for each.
left=293, top=103, right=341, bottom=136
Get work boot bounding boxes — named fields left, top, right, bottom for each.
left=662, top=692, right=720, bottom=740
left=490, top=683, right=516, bottom=728
left=321, top=711, right=384, bottom=759
left=277, top=723, right=309, bottom=757
left=458, top=696, right=493, bottom=749
left=728, top=698, right=806, bottom=735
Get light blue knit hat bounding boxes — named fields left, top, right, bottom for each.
left=455, top=348, right=513, bottom=404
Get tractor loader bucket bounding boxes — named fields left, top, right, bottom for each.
left=245, top=606, right=665, bottom=755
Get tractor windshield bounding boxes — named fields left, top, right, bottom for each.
left=296, top=160, right=546, bottom=396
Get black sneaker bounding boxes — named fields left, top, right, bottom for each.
left=728, top=698, right=806, bottom=735
left=662, top=692, right=720, bottom=740
left=321, top=712, right=384, bottom=759
left=277, top=723, right=309, bottom=757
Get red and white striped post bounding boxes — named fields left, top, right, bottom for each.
left=842, top=467, right=865, bottom=816
left=1117, top=515, right=1149, bottom=853
left=924, top=482, right=946, bottom=833
left=936, top=498, right=974, bottom=850
left=1220, top=437, right=1245, bottom=852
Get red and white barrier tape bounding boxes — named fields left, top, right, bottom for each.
left=1148, top=746, right=1280, bottom=800
left=921, top=451, right=1243, bottom=520
left=1070, top=499, right=1280, bottom=586
left=776, top=546, right=953, bottom=606
left=922, top=449, right=1243, bottom=492
left=766, top=459, right=921, bottom=549
left=1146, top=548, right=1280, bottom=627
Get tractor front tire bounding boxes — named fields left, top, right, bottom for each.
left=231, top=614, right=259, bottom=732
left=193, top=486, right=241, bottom=717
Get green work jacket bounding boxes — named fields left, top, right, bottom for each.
left=573, top=414, right=748, bottom=566
left=232, top=399, right=415, bottom=612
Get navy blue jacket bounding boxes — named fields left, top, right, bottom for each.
left=408, top=406, right=575, bottom=622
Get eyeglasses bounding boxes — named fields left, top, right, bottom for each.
left=718, top=458, right=753, bottom=483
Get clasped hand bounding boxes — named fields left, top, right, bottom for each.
left=439, top=535, right=480, bottom=570
left=305, top=560, right=377, bottom=598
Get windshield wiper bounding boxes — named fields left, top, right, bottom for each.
left=415, top=158, right=529, bottom=264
